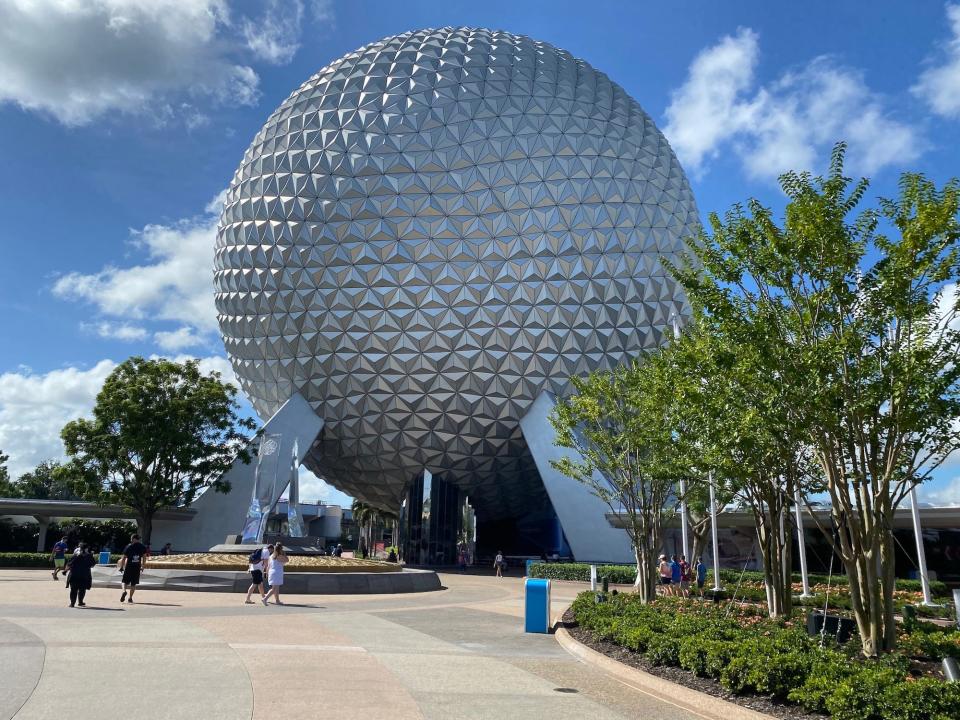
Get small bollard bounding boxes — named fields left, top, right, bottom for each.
left=902, top=604, right=918, bottom=632
left=944, top=656, right=959, bottom=682
left=601, top=576, right=609, bottom=593
left=590, top=564, right=597, bottom=592
left=953, top=589, right=960, bottom=630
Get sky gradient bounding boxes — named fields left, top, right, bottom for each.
left=2, top=0, right=960, bottom=506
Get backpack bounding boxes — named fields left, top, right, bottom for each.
left=248, top=548, right=263, bottom=565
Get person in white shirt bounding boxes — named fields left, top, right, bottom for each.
left=263, top=543, right=289, bottom=605
left=244, top=544, right=273, bottom=604
left=494, top=551, right=505, bottom=578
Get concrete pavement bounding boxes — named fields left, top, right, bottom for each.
left=0, top=569, right=705, bottom=720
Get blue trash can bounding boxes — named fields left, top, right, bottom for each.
left=99, top=550, right=111, bottom=565
left=524, top=577, right=551, bottom=633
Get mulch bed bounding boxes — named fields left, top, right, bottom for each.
left=561, top=608, right=824, bottom=720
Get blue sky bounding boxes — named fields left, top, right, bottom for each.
left=2, top=0, right=960, bottom=506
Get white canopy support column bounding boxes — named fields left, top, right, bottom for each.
left=709, top=471, right=722, bottom=592
left=794, top=487, right=812, bottom=598
left=34, top=515, right=50, bottom=552
left=679, top=477, right=690, bottom=560
left=909, top=485, right=936, bottom=606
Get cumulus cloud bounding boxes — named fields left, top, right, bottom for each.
left=664, top=29, right=922, bottom=181
left=913, top=3, right=960, bottom=118
left=0, top=0, right=266, bottom=126
left=82, top=321, right=149, bottom=342
left=297, top=465, right=354, bottom=507
left=243, top=0, right=305, bottom=65
left=0, top=355, right=242, bottom=478
left=154, top=326, right=206, bottom=352
left=53, top=201, right=220, bottom=345
left=0, top=360, right=116, bottom=478
left=919, top=476, right=960, bottom=507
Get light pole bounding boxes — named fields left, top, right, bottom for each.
left=709, top=470, right=722, bottom=592
left=794, top=486, right=812, bottom=598
left=671, top=312, right=691, bottom=561
left=909, top=485, right=936, bottom=606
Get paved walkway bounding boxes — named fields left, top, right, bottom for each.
left=0, top=569, right=702, bottom=720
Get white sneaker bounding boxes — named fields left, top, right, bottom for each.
left=261, top=596, right=268, bottom=606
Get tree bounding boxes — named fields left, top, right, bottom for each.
left=550, top=354, right=679, bottom=602
left=14, top=460, right=82, bottom=500
left=0, top=450, right=16, bottom=497
left=61, top=357, right=255, bottom=544
left=668, top=145, right=960, bottom=654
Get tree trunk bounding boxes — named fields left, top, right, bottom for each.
left=138, top=514, right=153, bottom=547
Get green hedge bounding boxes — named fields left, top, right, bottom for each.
left=572, top=592, right=960, bottom=720
left=530, top=563, right=949, bottom=595
left=0, top=552, right=121, bottom=568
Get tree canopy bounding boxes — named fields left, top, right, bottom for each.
left=61, top=356, right=255, bottom=543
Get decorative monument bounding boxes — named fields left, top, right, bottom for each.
left=156, top=27, right=698, bottom=564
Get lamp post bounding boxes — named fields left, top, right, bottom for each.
left=709, top=470, right=722, bottom=592
left=909, top=485, right=935, bottom=606
left=794, top=486, right=812, bottom=598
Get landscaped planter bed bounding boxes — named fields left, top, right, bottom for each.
left=568, top=592, right=960, bottom=720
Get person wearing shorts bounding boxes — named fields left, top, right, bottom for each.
left=51, top=536, right=68, bottom=580
left=695, top=556, right=707, bottom=597
left=118, top=534, right=147, bottom=604
left=245, top=544, right=273, bottom=604
left=658, top=554, right=672, bottom=594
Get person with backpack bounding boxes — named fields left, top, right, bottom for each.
left=244, top=544, right=273, bottom=604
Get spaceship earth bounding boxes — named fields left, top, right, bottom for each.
left=215, top=27, right=699, bottom=517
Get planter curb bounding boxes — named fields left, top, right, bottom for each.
left=554, top=614, right=773, bottom=720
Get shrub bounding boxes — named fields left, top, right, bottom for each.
left=826, top=664, right=908, bottom=720
left=529, top=562, right=636, bottom=584
left=897, top=629, right=960, bottom=660
left=882, top=677, right=960, bottom=720
left=0, top=552, right=121, bottom=567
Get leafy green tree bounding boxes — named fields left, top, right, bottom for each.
left=14, top=460, right=82, bottom=500
left=668, top=144, right=960, bottom=654
left=0, top=450, right=16, bottom=497
left=550, top=354, right=680, bottom=602
left=61, top=357, right=255, bottom=544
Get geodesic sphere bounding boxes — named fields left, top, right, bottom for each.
left=215, top=27, right=698, bottom=515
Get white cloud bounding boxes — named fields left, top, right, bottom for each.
left=919, top=476, right=960, bottom=507
left=665, top=29, right=922, bottom=180
left=0, top=360, right=116, bottom=478
left=243, top=0, right=304, bottom=65
left=0, top=355, right=241, bottom=479
left=154, top=326, right=205, bottom=352
left=0, top=0, right=266, bottom=126
left=53, top=202, right=219, bottom=340
left=297, top=465, right=353, bottom=507
left=83, top=321, right=149, bottom=342
left=913, top=4, right=960, bottom=118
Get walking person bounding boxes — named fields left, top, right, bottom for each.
left=118, top=533, right=148, bottom=604
left=494, top=550, right=504, bottom=578
left=51, top=535, right=69, bottom=580
left=669, top=554, right=682, bottom=597
left=65, top=542, right=97, bottom=607
left=658, top=554, right=672, bottom=595
left=695, top=556, right=707, bottom=598
left=679, top=554, right=691, bottom=598
left=244, top=544, right=271, bottom=604
left=263, top=543, right=288, bottom=605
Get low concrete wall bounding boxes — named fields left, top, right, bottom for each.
left=92, top=566, right=441, bottom=594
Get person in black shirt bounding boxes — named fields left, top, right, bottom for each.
left=118, top=533, right=148, bottom=604
left=65, top=542, right=97, bottom=607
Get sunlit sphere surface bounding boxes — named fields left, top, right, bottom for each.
left=215, top=27, right=698, bottom=516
